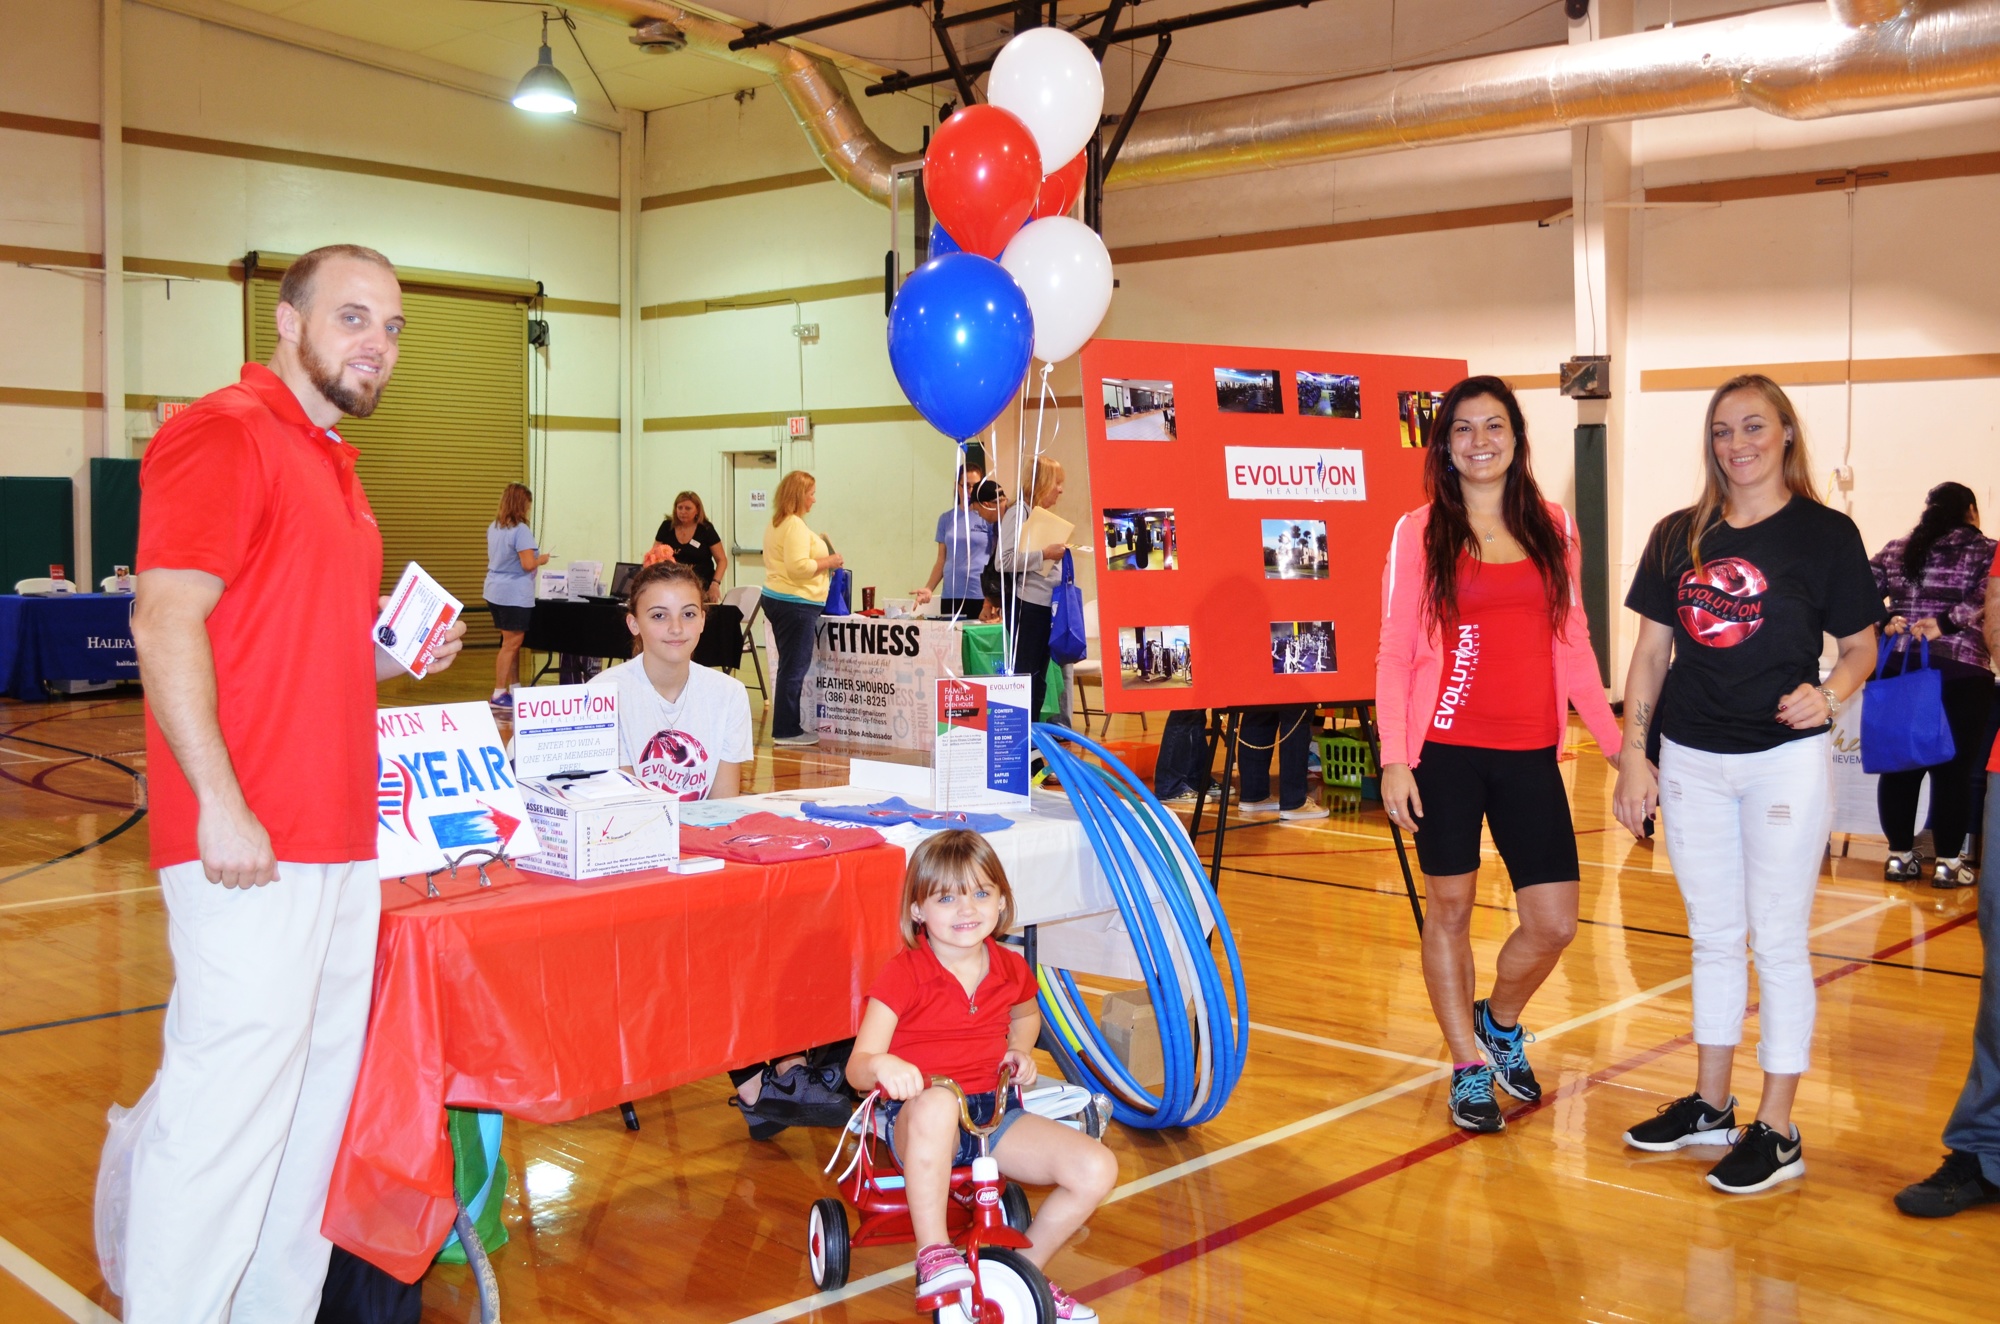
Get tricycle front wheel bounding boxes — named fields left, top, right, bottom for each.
left=932, top=1246, right=1054, bottom=1324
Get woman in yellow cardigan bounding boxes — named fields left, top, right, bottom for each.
left=761, top=470, right=844, bottom=746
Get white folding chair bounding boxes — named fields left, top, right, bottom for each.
left=720, top=585, right=768, bottom=698
left=100, top=576, right=134, bottom=594
left=13, top=578, right=78, bottom=595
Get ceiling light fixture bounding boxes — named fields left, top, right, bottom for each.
left=512, top=13, right=578, bottom=114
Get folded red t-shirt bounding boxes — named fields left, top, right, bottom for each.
left=678, top=812, right=884, bottom=864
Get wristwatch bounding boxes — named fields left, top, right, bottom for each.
left=1818, top=685, right=1841, bottom=720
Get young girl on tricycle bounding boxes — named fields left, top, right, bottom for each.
left=847, top=830, right=1120, bottom=1320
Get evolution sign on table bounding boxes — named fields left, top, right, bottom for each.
left=375, top=702, right=539, bottom=879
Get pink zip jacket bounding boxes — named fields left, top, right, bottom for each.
left=1374, top=501, right=1621, bottom=769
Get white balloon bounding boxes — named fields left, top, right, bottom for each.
left=999, top=217, right=1114, bottom=364
left=988, top=28, right=1105, bottom=178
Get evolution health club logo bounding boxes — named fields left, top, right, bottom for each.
left=1224, top=447, right=1367, bottom=502
left=1676, top=557, right=1768, bottom=647
left=637, top=727, right=713, bottom=799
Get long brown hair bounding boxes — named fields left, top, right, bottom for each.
left=1418, top=376, right=1571, bottom=638
left=495, top=482, right=532, bottom=528
left=1687, top=374, right=1819, bottom=572
left=898, top=829, right=1016, bottom=948
left=772, top=470, right=816, bottom=527
left=669, top=490, right=708, bottom=529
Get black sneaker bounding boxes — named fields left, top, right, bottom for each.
left=1623, top=1092, right=1737, bottom=1151
left=727, top=1095, right=787, bottom=1141
left=1706, top=1121, right=1805, bottom=1194
left=1472, top=999, right=1541, bottom=1103
left=754, top=1063, right=856, bottom=1129
left=1895, top=1150, right=2000, bottom=1218
left=1448, top=1064, right=1504, bottom=1133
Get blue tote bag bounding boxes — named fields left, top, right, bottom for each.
left=1049, top=551, right=1088, bottom=665
left=823, top=567, right=852, bottom=617
left=1859, top=634, right=1955, bottom=775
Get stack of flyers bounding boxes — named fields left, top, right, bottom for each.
left=374, top=562, right=462, bottom=679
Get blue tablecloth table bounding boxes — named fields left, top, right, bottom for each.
left=0, top=593, right=139, bottom=700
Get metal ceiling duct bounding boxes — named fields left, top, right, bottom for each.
left=574, top=0, right=2000, bottom=202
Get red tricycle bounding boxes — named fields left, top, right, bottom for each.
left=809, top=1069, right=1054, bottom=1323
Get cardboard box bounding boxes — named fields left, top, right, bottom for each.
left=517, top=770, right=680, bottom=880
left=1099, top=989, right=1164, bottom=1090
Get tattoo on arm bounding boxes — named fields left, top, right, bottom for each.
left=1625, top=700, right=1654, bottom=751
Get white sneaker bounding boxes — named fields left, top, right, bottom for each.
left=1236, top=798, right=1279, bottom=815
left=1279, top=801, right=1330, bottom=822
left=771, top=731, right=820, bottom=747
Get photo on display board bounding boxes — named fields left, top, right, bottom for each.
left=1214, top=367, right=1283, bottom=415
left=1102, top=378, right=1177, bottom=440
left=1101, top=508, right=1178, bottom=571
left=1270, top=620, right=1338, bottom=675
left=1261, top=519, right=1328, bottom=580
left=1296, top=371, right=1361, bottom=419
left=1117, top=625, right=1193, bottom=689
left=1398, top=390, right=1446, bottom=447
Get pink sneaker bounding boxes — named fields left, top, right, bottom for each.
left=1049, top=1280, right=1098, bottom=1321
left=914, top=1242, right=974, bottom=1301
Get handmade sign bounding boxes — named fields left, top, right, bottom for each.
left=375, top=702, right=538, bottom=879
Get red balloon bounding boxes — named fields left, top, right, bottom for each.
left=1032, top=149, right=1088, bottom=220
left=925, top=105, right=1043, bottom=259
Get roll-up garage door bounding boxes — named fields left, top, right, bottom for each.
left=245, top=255, right=530, bottom=648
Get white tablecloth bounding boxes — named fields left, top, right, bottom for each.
left=689, top=785, right=1211, bottom=982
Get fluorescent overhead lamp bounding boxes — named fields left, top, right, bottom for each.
left=513, top=14, right=577, bottom=115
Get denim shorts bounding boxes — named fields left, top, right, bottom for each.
left=882, top=1089, right=1028, bottom=1168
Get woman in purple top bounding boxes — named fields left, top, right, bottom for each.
left=1869, top=482, right=1996, bottom=887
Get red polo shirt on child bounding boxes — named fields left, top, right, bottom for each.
left=866, top=937, right=1037, bottom=1094
left=137, top=364, right=384, bottom=868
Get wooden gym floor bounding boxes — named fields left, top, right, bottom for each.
left=0, top=668, right=1991, bottom=1323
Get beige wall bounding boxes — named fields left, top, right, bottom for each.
left=6, top=0, right=1999, bottom=693
left=0, top=0, right=624, bottom=579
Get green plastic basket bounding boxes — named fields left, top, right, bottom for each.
left=1315, top=733, right=1378, bottom=793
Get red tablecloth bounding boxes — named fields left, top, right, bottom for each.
left=322, top=846, right=907, bottom=1282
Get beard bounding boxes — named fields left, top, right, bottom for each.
left=300, top=327, right=389, bottom=418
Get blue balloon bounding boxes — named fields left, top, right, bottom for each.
left=927, top=222, right=962, bottom=258
left=888, top=254, right=1034, bottom=442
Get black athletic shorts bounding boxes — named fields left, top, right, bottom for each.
left=1408, top=742, right=1579, bottom=887
left=490, top=604, right=534, bottom=633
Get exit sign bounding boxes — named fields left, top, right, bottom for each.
left=154, top=399, right=193, bottom=426
left=786, top=414, right=813, bottom=439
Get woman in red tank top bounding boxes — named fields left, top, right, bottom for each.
left=1374, top=376, right=1621, bottom=1135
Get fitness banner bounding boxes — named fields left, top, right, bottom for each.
left=800, top=615, right=965, bottom=750
left=1082, top=339, right=1464, bottom=711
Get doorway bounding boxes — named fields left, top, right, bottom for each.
left=723, top=450, right=779, bottom=591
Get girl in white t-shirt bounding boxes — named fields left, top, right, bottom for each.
left=602, top=561, right=753, bottom=800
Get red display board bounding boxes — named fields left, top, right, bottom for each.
left=1081, top=339, right=1465, bottom=712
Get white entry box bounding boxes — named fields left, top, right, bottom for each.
left=537, top=567, right=570, bottom=600
left=517, top=770, right=680, bottom=880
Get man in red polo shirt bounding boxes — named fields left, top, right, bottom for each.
left=124, top=244, right=465, bottom=1323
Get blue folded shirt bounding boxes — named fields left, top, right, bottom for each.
left=800, top=795, right=1014, bottom=834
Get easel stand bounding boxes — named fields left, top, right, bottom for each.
left=1187, top=703, right=1424, bottom=934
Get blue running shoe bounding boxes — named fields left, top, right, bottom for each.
left=1473, top=999, right=1541, bottom=1103
left=1449, top=1063, right=1504, bottom=1133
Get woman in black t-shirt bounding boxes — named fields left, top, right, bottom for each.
left=647, top=490, right=727, bottom=601
left=1613, top=374, right=1882, bottom=1196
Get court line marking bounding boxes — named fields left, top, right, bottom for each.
left=1072, top=900, right=1974, bottom=1306
left=0, top=1234, right=118, bottom=1324
left=0, top=886, right=160, bottom=914
left=1069, top=982, right=1452, bottom=1069
left=723, top=895, right=1902, bottom=1324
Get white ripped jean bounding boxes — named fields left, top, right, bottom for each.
left=1658, top=735, right=1831, bottom=1076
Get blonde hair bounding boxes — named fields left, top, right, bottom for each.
left=495, top=482, right=533, bottom=528
left=772, top=470, right=816, bottom=528
left=1030, top=456, right=1065, bottom=508
left=899, top=830, right=1016, bottom=948
left=1687, top=374, right=1820, bottom=572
